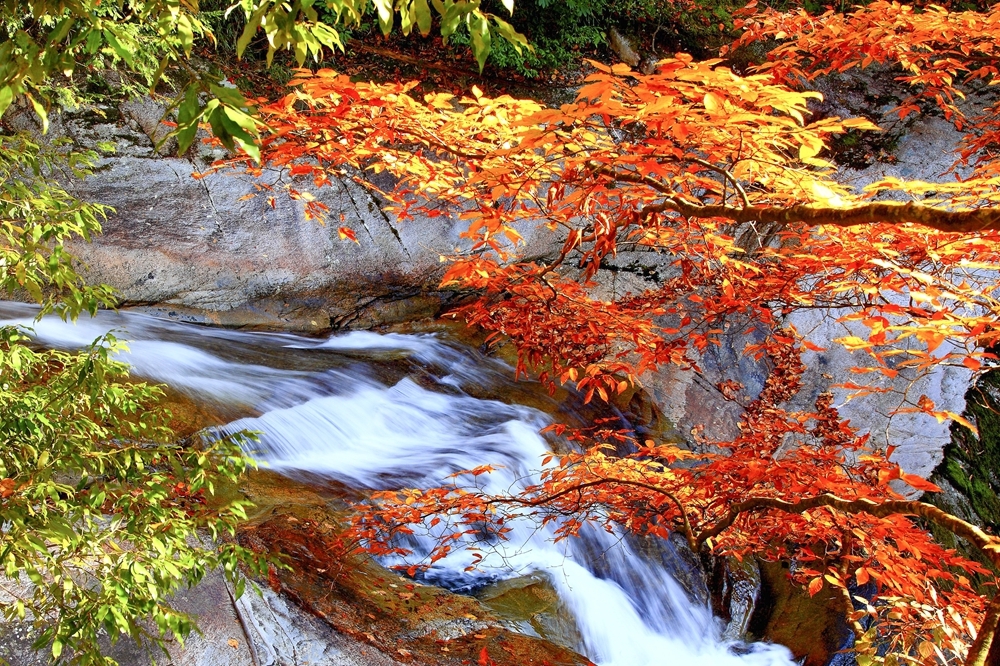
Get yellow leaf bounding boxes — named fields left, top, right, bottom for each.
left=703, top=92, right=724, bottom=114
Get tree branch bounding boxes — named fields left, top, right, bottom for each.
left=694, top=494, right=1000, bottom=568
left=489, top=477, right=698, bottom=552
left=640, top=199, right=1000, bottom=234
left=967, top=591, right=1000, bottom=666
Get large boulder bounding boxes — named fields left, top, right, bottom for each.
left=628, top=103, right=976, bottom=485
left=3, top=97, right=557, bottom=332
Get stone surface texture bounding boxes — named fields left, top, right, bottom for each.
left=0, top=570, right=398, bottom=666
left=4, top=98, right=555, bottom=332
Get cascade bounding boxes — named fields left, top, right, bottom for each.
left=0, top=303, right=795, bottom=666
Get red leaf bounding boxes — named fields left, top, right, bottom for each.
left=338, top=227, right=359, bottom=243
left=899, top=472, right=941, bottom=493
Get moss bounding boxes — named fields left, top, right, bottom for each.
left=924, top=370, right=1000, bottom=589
left=933, top=371, right=1000, bottom=533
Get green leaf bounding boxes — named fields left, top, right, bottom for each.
left=102, top=29, right=134, bottom=66
left=312, top=22, right=344, bottom=51
left=237, top=3, right=271, bottom=58
left=414, top=0, right=432, bottom=35
left=174, top=85, right=202, bottom=156
left=47, top=17, right=75, bottom=46
left=372, top=0, right=394, bottom=34
left=440, top=1, right=464, bottom=41
left=176, top=14, right=195, bottom=54
left=27, top=94, right=48, bottom=134
left=150, top=54, right=172, bottom=92
left=469, top=11, right=491, bottom=72
left=400, top=0, right=415, bottom=35
left=491, top=16, right=529, bottom=53
left=0, top=86, right=13, bottom=118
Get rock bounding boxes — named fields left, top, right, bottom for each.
left=786, top=307, right=972, bottom=488
left=237, top=509, right=588, bottom=666
left=608, top=27, right=641, bottom=67
left=0, top=570, right=249, bottom=666
left=0, top=567, right=410, bottom=666
left=67, top=155, right=460, bottom=331
left=626, top=85, right=977, bottom=481
left=708, top=556, right=762, bottom=642
left=236, top=584, right=405, bottom=666
left=476, top=573, right=583, bottom=648
left=748, top=560, right=853, bottom=666
left=3, top=99, right=560, bottom=332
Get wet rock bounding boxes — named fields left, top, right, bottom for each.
left=708, top=556, right=761, bottom=642
left=237, top=508, right=589, bottom=666
left=748, top=560, right=853, bottom=666
left=476, top=573, right=583, bottom=649
left=608, top=27, right=641, bottom=67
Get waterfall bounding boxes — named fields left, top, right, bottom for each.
left=0, top=303, right=795, bottom=666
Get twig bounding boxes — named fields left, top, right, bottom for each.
left=224, top=575, right=262, bottom=666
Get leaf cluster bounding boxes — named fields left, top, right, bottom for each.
left=226, top=22, right=1000, bottom=659
left=0, top=135, right=268, bottom=664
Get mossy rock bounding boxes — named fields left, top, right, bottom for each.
left=748, top=560, right=852, bottom=666
left=476, top=573, right=583, bottom=649
left=933, top=370, right=1000, bottom=532
left=925, top=370, right=1000, bottom=587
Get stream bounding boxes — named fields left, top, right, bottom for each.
left=0, top=302, right=796, bottom=666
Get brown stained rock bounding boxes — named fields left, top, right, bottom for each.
left=749, top=560, right=852, bottom=666
left=238, top=510, right=590, bottom=666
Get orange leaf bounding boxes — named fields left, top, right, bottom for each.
left=962, top=356, right=982, bottom=371
left=899, top=472, right=941, bottom=494
left=703, top=92, right=724, bottom=114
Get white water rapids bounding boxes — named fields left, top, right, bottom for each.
left=0, top=303, right=796, bottom=666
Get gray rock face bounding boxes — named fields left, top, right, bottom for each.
left=236, top=584, right=404, bottom=666
left=4, top=98, right=558, bottom=331
left=0, top=572, right=398, bottom=666
left=785, top=308, right=971, bottom=486
left=70, top=155, right=458, bottom=331
left=614, top=106, right=977, bottom=484
left=0, top=571, right=402, bottom=666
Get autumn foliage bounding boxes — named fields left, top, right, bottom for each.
left=213, top=2, right=1000, bottom=662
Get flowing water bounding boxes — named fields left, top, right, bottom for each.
left=0, top=303, right=795, bottom=666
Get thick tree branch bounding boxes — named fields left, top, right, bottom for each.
left=641, top=199, right=1000, bottom=234
left=694, top=494, right=1000, bottom=568
left=967, top=592, right=1000, bottom=666
left=595, top=164, right=1000, bottom=232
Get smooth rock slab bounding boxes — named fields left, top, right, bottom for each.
left=0, top=571, right=398, bottom=666
left=236, top=584, right=403, bottom=666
